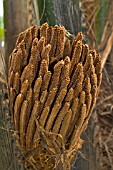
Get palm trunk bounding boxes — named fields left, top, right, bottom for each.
left=4, top=0, right=29, bottom=71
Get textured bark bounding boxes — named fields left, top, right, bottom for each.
left=52, top=0, right=81, bottom=35
left=4, top=0, right=30, bottom=71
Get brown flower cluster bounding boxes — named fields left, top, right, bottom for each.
left=8, top=23, right=102, bottom=170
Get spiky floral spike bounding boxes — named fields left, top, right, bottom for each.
left=8, top=23, right=102, bottom=170
left=69, top=104, right=87, bottom=150
left=21, top=64, right=32, bottom=83
left=91, top=85, right=97, bottom=106
left=24, top=27, right=34, bottom=51
left=41, top=71, right=51, bottom=92
left=19, top=100, right=29, bottom=149
left=39, top=88, right=57, bottom=127
left=14, top=94, right=24, bottom=132
left=90, top=49, right=96, bottom=61
left=45, top=88, right=67, bottom=132
left=37, top=37, right=45, bottom=53
left=80, top=44, right=89, bottom=63
left=31, top=25, right=39, bottom=40
left=13, top=72, right=20, bottom=94
left=40, top=22, right=48, bottom=44
left=85, top=93, right=92, bottom=115
left=91, top=73, right=97, bottom=87
left=55, top=88, right=67, bottom=104
left=29, top=38, right=40, bottom=66
left=16, top=31, right=25, bottom=46
left=49, top=60, right=64, bottom=90
left=8, top=70, right=14, bottom=88
left=84, top=53, right=93, bottom=73
left=49, top=25, right=58, bottom=58
left=40, top=91, right=48, bottom=104
left=59, top=109, right=72, bottom=145
left=39, top=59, right=48, bottom=77
left=72, top=32, right=84, bottom=48
left=20, top=80, right=29, bottom=96
left=63, top=39, right=71, bottom=58
left=47, top=26, right=52, bottom=44
left=83, top=77, right=91, bottom=94
left=79, top=91, right=86, bottom=105
left=65, top=88, right=74, bottom=102
left=49, top=87, right=73, bottom=135
left=9, top=87, right=16, bottom=112
left=52, top=102, right=70, bottom=134
left=59, top=56, right=70, bottom=91
left=41, top=44, right=51, bottom=65
left=94, top=53, right=101, bottom=66
left=69, top=63, right=83, bottom=88
left=33, top=77, right=42, bottom=101
left=74, top=82, right=83, bottom=98
left=71, top=91, right=86, bottom=129
left=70, top=40, right=82, bottom=74
left=26, top=88, right=33, bottom=108
left=45, top=103, right=61, bottom=132
left=94, top=57, right=102, bottom=87
left=66, top=98, right=79, bottom=141
left=18, top=40, right=28, bottom=67
left=61, top=56, right=70, bottom=81
left=13, top=49, right=23, bottom=74
left=26, top=100, right=40, bottom=149
left=55, top=26, right=66, bottom=60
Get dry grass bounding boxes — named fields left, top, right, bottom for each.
left=95, top=64, right=113, bottom=170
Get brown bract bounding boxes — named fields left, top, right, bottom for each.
left=8, top=22, right=102, bottom=170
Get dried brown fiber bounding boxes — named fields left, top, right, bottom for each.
left=8, top=22, right=102, bottom=170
